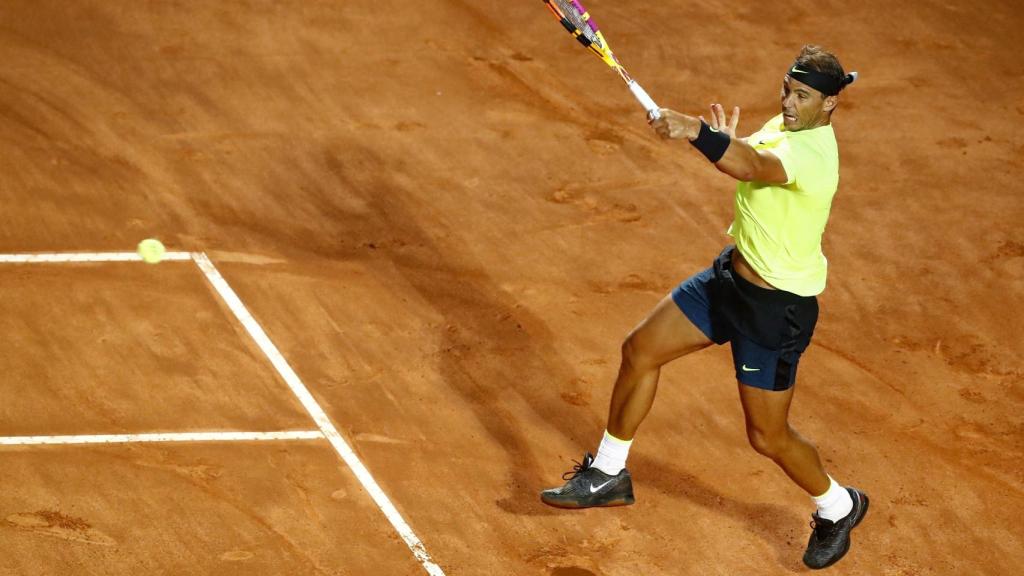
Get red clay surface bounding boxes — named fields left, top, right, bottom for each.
left=1, top=1, right=1022, bottom=575
left=0, top=443, right=425, bottom=575
left=0, top=263, right=312, bottom=436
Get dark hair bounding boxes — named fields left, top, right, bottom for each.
left=794, top=45, right=846, bottom=84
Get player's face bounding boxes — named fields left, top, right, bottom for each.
left=780, top=76, right=835, bottom=131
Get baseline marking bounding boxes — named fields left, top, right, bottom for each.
left=191, top=252, right=446, bottom=576
left=0, top=252, right=193, bottom=263
left=0, top=430, right=324, bottom=446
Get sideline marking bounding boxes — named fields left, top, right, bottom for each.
left=191, top=252, right=446, bottom=576
left=0, top=430, right=324, bottom=446
left=0, top=252, right=193, bottom=263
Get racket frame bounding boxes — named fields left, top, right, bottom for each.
left=542, top=0, right=660, bottom=119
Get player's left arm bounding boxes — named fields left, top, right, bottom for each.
left=651, top=104, right=788, bottom=184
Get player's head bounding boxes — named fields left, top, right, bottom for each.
left=781, top=45, right=856, bottom=131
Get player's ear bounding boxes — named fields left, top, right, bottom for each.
left=822, top=93, right=838, bottom=113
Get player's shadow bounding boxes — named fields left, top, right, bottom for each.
left=320, top=148, right=592, bottom=512
left=630, top=452, right=809, bottom=573
left=316, top=147, right=805, bottom=572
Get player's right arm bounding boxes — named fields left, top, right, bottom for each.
left=651, top=104, right=788, bottom=184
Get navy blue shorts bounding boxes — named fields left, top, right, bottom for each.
left=671, top=248, right=817, bottom=391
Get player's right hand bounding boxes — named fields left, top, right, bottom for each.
left=650, top=108, right=701, bottom=141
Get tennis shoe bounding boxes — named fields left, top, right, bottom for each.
left=803, top=487, right=870, bottom=569
left=540, top=452, right=634, bottom=509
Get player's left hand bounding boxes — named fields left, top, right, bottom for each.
left=702, top=103, right=740, bottom=138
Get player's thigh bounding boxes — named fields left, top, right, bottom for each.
left=624, top=293, right=712, bottom=367
left=737, top=381, right=795, bottom=437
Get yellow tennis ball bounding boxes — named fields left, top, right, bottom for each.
left=137, top=238, right=166, bottom=264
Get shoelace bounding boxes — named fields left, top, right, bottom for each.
left=809, top=517, right=841, bottom=541
left=561, top=457, right=592, bottom=481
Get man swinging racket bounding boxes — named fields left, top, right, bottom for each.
left=541, top=45, right=867, bottom=570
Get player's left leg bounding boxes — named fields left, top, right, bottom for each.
left=737, top=382, right=829, bottom=495
left=734, top=344, right=868, bottom=570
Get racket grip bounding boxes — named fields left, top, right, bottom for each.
left=627, top=80, right=660, bottom=120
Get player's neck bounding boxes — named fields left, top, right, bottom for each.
left=790, top=117, right=831, bottom=132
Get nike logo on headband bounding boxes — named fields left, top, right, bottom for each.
left=790, top=66, right=809, bottom=74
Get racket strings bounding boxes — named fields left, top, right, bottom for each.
left=550, top=0, right=604, bottom=50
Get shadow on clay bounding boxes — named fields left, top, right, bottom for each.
left=319, top=145, right=808, bottom=571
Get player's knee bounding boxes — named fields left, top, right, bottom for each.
left=621, top=331, right=656, bottom=371
left=747, top=427, right=789, bottom=460
left=620, top=336, right=641, bottom=368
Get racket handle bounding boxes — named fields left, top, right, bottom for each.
left=627, top=80, right=660, bottom=120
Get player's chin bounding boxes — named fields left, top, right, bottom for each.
left=782, top=114, right=799, bottom=130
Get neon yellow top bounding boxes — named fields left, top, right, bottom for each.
left=726, top=114, right=840, bottom=296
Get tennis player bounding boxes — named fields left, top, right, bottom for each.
left=541, top=45, right=866, bottom=570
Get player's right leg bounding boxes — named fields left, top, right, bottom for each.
left=541, top=269, right=719, bottom=509
left=606, top=292, right=714, bottom=440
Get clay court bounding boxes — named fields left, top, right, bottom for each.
left=1, top=1, right=1022, bottom=574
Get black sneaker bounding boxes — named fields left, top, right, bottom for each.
left=540, top=452, right=634, bottom=509
left=803, top=487, right=870, bottom=569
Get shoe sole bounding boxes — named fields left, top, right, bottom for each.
left=540, top=494, right=635, bottom=509
left=808, top=489, right=870, bottom=570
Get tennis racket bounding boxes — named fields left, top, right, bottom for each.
left=542, top=0, right=661, bottom=119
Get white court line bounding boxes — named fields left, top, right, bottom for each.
left=191, top=253, right=446, bottom=576
left=0, top=252, right=193, bottom=263
left=0, top=430, right=324, bottom=446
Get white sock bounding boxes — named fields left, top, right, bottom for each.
left=592, top=430, right=632, bottom=475
left=812, top=476, right=853, bottom=522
